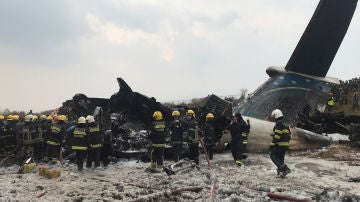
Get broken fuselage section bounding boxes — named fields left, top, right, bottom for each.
left=234, top=67, right=338, bottom=152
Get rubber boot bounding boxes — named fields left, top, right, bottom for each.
left=280, top=165, right=291, bottom=178
left=235, top=160, right=242, bottom=167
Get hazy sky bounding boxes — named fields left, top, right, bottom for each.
left=1, top=0, right=359, bottom=112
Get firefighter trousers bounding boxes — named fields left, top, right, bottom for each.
left=86, top=147, right=101, bottom=168
left=270, top=146, right=288, bottom=169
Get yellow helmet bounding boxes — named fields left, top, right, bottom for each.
left=7, top=115, right=13, bottom=121
left=153, top=111, right=163, bottom=120
left=58, top=115, right=68, bottom=121
left=40, top=115, right=47, bottom=120
left=186, top=110, right=195, bottom=117
left=32, top=115, right=38, bottom=121
left=47, top=115, right=53, bottom=121
left=172, top=110, right=180, bottom=117
left=206, top=113, right=214, bottom=120
left=12, top=115, right=20, bottom=120
left=0, top=115, right=4, bottom=120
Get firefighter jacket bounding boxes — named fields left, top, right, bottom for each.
left=70, top=126, right=88, bottom=150
left=327, top=97, right=335, bottom=107
left=38, top=120, right=50, bottom=140
left=87, top=124, right=103, bottom=148
left=149, top=120, right=166, bottom=147
left=183, top=117, right=199, bottom=144
left=4, top=121, right=15, bottom=136
left=168, top=120, right=184, bottom=144
left=0, top=122, right=4, bottom=136
left=21, top=122, right=36, bottom=144
left=203, top=121, right=215, bottom=145
left=227, top=119, right=249, bottom=143
left=47, top=123, right=66, bottom=146
left=271, top=119, right=291, bottom=147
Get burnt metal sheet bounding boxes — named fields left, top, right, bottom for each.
left=285, top=0, right=358, bottom=77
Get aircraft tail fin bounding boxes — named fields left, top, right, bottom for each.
left=285, top=0, right=358, bottom=77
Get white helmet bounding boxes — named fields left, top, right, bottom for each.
left=271, top=109, right=283, bottom=119
left=86, top=115, right=95, bottom=123
left=25, top=114, right=33, bottom=122
left=78, top=116, right=86, bottom=124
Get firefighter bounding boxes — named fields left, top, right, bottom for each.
left=226, top=113, right=249, bottom=166
left=182, top=109, right=200, bottom=165
left=18, top=115, right=36, bottom=160
left=148, top=111, right=166, bottom=169
left=270, top=109, right=291, bottom=177
left=35, top=115, right=49, bottom=160
left=203, top=113, right=215, bottom=160
left=236, top=113, right=250, bottom=159
left=0, top=115, right=5, bottom=153
left=86, top=115, right=102, bottom=168
left=168, top=110, right=184, bottom=162
left=327, top=93, right=335, bottom=112
left=68, top=117, right=88, bottom=171
left=101, top=130, right=113, bottom=167
left=44, top=115, right=67, bottom=164
left=4, top=115, right=17, bottom=152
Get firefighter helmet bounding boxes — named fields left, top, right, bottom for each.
left=0, top=115, right=4, bottom=120
left=271, top=109, right=283, bottom=119
left=12, top=115, right=20, bottom=120
left=78, top=116, right=86, bottom=124
left=153, top=111, right=163, bottom=120
left=58, top=115, right=67, bottom=121
left=86, top=115, right=95, bottom=123
left=47, top=115, right=53, bottom=121
left=206, top=113, right=214, bottom=120
left=25, top=114, right=33, bottom=122
left=32, top=115, right=38, bottom=121
left=7, top=115, right=13, bottom=121
left=172, top=110, right=180, bottom=117
left=40, top=115, right=47, bottom=120
left=186, top=110, right=195, bottom=117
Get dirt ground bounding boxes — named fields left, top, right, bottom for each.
left=1, top=144, right=360, bottom=202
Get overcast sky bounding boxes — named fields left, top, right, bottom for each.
left=1, top=0, right=359, bottom=112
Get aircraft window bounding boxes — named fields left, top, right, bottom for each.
left=279, top=76, right=284, bottom=80
left=305, top=79, right=311, bottom=83
left=292, top=81, right=297, bottom=84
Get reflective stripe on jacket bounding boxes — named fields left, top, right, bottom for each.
left=88, top=126, right=102, bottom=149
left=71, top=127, right=88, bottom=150
left=271, top=120, right=291, bottom=147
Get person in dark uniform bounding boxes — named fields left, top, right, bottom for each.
left=148, top=111, right=166, bottom=169
left=235, top=113, right=250, bottom=159
left=68, top=116, right=88, bottom=171
left=203, top=113, right=215, bottom=160
left=0, top=115, right=4, bottom=153
left=44, top=115, right=67, bottom=164
left=4, top=115, right=16, bottom=152
left=101, top=130, right=113, bottom=167
left=86, top=115, right=102, bottom=168
left=168, top=110, right=184, bottom=162
left=270, top=109, right=291, bottom=177
left=226, top=113, right=249, bottom=166
left=182, top=109, right=200, bottom=165
left=327, top=93, right=335, bottom=112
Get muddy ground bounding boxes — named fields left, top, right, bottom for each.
left=1, top=144, right=360, bottom=202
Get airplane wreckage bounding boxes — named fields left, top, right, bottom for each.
left=55, top=0, right=360, bottom=160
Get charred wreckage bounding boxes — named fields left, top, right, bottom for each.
left=55, top=77, right=360, bottom=163
left=55, top=78, right=233, bottom=162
